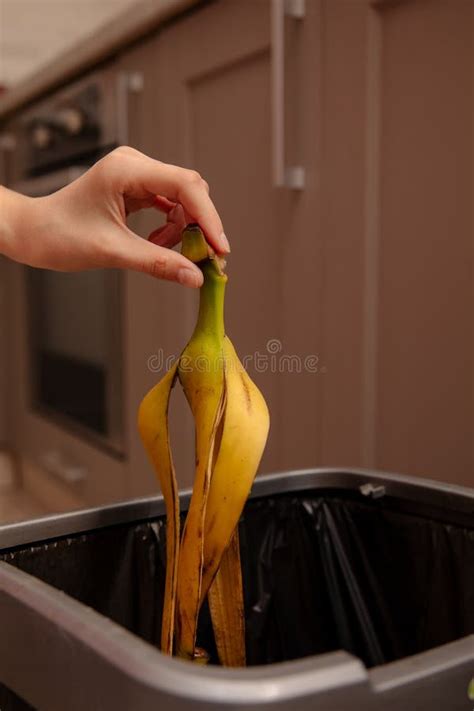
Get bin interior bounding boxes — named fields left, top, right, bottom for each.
left=1, top=487, right=473, bottom=672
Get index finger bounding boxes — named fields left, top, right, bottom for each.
left=119, top=149, right=230, bottom=254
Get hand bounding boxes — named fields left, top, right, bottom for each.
left=0, top=146, right=230, bottom=288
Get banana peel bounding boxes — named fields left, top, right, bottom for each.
left=138, top=224, right=269, bottom=665
left=137, top=361, right=179, bottom=655
left=208, top=528, right=246, bottom=667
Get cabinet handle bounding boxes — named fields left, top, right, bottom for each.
left=116, top=71, right=144, bottom=146
left=271, top=0, right=305, bottom=190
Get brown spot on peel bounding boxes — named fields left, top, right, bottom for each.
left=240, top=372, right=252, bottom=413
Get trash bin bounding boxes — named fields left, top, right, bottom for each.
left=0, top=468, right=472, bottom=711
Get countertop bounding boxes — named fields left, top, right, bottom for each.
left=0, top=0, right=201, bottom=121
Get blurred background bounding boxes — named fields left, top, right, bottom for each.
left=0, top=0, right=472, bottom=522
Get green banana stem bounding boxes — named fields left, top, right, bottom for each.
left=193, top=260, right=227, bottom=343
left=182, top=222, right=227, bottom=343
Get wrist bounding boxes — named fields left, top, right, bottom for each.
left=0, top=186, right=36, bottom=261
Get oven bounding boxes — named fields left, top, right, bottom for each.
left=13, top=166, right=123, bottom=456
left=10, top=68, right=125, bottom=456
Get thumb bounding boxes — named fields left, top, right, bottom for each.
left=112, top=229, right=203, bottom=288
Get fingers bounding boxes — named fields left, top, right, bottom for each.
left=172, top=170, right=228, bottom=253
left=111, top=227, right=204, bottom=288
left=154, top=195, right=176, bottom=213
left=148, top=223, right=181, bottom=249
left=149, top=200, right=186, bottom=248
left=107, top=147, right=230, bottom=254
left=167, top=202, right=186, bottom=233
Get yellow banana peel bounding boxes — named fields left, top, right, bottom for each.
left=138, top=224, right=269, bottom=665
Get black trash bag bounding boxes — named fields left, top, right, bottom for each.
left=239, top=494, right=474, bottom=666
left=1, top=489, right=473, bottom=708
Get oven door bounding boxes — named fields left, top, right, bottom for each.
left=12, top=165, right=123, bottom=456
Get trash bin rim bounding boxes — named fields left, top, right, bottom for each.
left=2, top=559, right=473, bottom=703
left=0, top=467, right=472, bottom=552
left=0, top=559, right=369, bottom=704
left=368, top=634, right=474, bottom=693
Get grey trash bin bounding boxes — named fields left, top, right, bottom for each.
left=0, top=468, right=472, bottom=711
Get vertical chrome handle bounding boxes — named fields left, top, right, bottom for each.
left=116, top=71, right=144, bottom=146
left=271, top=0, right=305, bottom=190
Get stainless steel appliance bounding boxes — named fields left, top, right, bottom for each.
left=11, top=68, right=128, bottom=455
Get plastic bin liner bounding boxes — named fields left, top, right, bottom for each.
left=1, top=489, right=473, bottom=708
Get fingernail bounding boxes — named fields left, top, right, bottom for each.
left=218, top=232, right=231, bottom=253
left=178, top=267, right=203, bottom=288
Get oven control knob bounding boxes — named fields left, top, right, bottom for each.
left=32, top=123, right=53, bottom=149
left=56, top=107, right=85, bottom=135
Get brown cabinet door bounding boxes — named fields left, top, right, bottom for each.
left=373, top=0, right=473, bottom=487
left=320, top=0, right=473, bottom=487
left=126, top=0, right=322, bottom=490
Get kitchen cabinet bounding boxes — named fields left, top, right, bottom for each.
left=2, top=0, right=472, bottom=507
left=127, top=0, right=473, bottom=489
left=125, top=0, right=322, bottom=492
left=1, top=52, right=162, bottom=507
left=370, top=0, right=472, bottom=487
left=319, top=0, right=473, bottom=487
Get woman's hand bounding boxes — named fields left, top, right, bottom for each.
left=0, top=146, right=230, bottom=288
